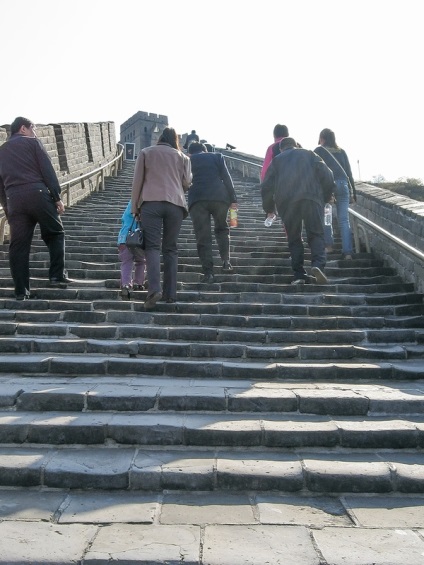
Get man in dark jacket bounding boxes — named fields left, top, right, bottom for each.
left=261, top=137, right=335, bottom=285
left=0, top=117, right=71, bottom=300
left=188, top=142, right=237, bottom=283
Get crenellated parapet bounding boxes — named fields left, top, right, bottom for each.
left=0, top=121, right=117, bottom=184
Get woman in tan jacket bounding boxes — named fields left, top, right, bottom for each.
left=131, top=127, right=192, bottom=310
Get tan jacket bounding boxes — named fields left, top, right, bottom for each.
left=131, top=143, right=192, bottom=216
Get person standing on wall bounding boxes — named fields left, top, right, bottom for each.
left=131, top=126, right=192, bottom=310
left=0, top=117, right=71, bottom=300
left=261, top=137, right=335, bottom=285
left=314, top=128, right=356, bottom=260
left=183, top=129, right=200, bottom=152
left=188, top=141, right=238, bottom=283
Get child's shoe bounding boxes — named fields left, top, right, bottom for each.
left=120, top=285, right=132, bottom=300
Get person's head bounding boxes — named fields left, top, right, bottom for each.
left=158, top=127, right=180, bottom=150
left=279, top=137, right=297, bottom=152
left=191, top=130, right=196, bottom=134
left=273, top=124, right=289, bottom=140
left=319, top=128, right=339, bottom=149
left=188, top=141, right=206, bottom=155
left=10, top=116, right=36, bottom=137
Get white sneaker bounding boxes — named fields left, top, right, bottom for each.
left=311, top=267, right=328, bottom=284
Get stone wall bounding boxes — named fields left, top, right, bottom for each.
left=0, top=121, right=117, bottom=185
left=354, top=183, right=424, bottom=294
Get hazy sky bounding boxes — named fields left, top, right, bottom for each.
left=1, top=0, right=422, bottom=182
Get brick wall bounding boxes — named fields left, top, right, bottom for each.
left=354, top=182, right=424, bottom=294
left=0, top=121, right=117, bottom=184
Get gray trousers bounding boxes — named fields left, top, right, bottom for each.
left=139, top=201, right=185, bottom=300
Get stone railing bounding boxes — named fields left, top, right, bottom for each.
left=0, top=121, right=122, bottom=243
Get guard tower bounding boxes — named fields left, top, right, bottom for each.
left=120, top=111, right=168, bottom=156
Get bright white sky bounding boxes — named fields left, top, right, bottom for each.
left=1, top=0, right=422, bottom=182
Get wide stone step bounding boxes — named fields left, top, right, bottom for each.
left=0, top=336, right=421, bottom=361
left=1, top=410, right=424, bottom=450
left=2, top=376, right=423, bottom=416
left=0, top=444, right=422, bottom=493
left=1, top=304, right=424, bottom=328
left=0, top=354, right=423, bottom=380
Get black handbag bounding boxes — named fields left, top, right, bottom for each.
left=125, top=218, right=145, bottom=249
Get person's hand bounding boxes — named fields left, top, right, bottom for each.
left=56, top=200, right=65, bottom=215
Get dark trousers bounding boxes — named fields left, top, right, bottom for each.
left=190, top=200, right=230, bottom=275
left=6, top=186, right=65, bottom=295
left=281, top=199, right=326, bottom=279
left=139, top=201, right=185, bottom=300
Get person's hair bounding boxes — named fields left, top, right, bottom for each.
left=11, top=116, right=33, bottom=135
left=273, top=124, right=289, bottom=139
left=191, top=130, right=196, bottom=134
left=188, top=141, right=206, bottom=155
left=279, top=137, right=297, bottom=151
left=158, top=127, right=180, bottom=150
left=319, top=128, right=339, bottom=149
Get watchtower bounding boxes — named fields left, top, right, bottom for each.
left=120, top=111, right=168, bottom=156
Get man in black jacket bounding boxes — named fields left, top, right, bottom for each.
left=261, top=137, right=335, bottom=285
left=188, top=142, right=237, bottom=283
left=0, top=117, right=71, bottom=300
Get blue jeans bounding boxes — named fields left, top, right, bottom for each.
left=326, top=179, right=353, bottom=255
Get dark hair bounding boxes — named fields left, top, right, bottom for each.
left=279, top=137, right=297, bottom=151
left=11, top=116, right=33, bottom=135
left=188, top=141, right=206, bottom=155
left=273, top=124, right=289, bottom=139
left=319, top=128, right=339, bottom=149
left=158, top=127, right=181, bottom=150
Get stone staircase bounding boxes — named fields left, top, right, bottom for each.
left=1, top=160, right=424, bottom=494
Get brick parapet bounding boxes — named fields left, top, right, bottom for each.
left=355, top=182, right=424, bottom=294
left=0, top=121, right=117, bottom=184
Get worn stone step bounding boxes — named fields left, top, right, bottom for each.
left=0, top=337, right=420, bottom=361
left=0, top=444, right=422, bottom=493
left=1, top=409, right=424, bottom=450
left=1, top=376, right=423, bottom=416
left=0, top=354, right=423, bottom=380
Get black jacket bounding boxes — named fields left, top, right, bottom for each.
left=188, top=152, right=237, bottom=210
left=261, top=147, right=335, bottom=214
left=0, top=134, right=61, bottom=216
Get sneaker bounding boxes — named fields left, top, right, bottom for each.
left=144, top=291, right=162, bottom=310
left=311, top=266, right=328, bottom=284
left=343, top=254, right=353, bottom=260
left=222, top=260, right=233, bottom=271
left=15, top=291, right=31, bottom=301
left=132, top=283, right=145, bottom=291
left=49, top=276, right=73, bottom=288
left=200, top=273, right=215, bottom=284
left=120, top=285, right=132, bottom=300
left=291, top=274, right=316, bottom=285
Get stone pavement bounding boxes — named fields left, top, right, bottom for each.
left=1, top=488, right=424, bottom=564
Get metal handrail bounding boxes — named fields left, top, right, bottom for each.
left=0, top=143, right=124, bottom=244
left=349, top=207, right=424, bottom=260
left=224, top=152, right=424, bottom=261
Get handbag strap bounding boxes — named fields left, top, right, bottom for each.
left=320, top=145, right=348, bottom=179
